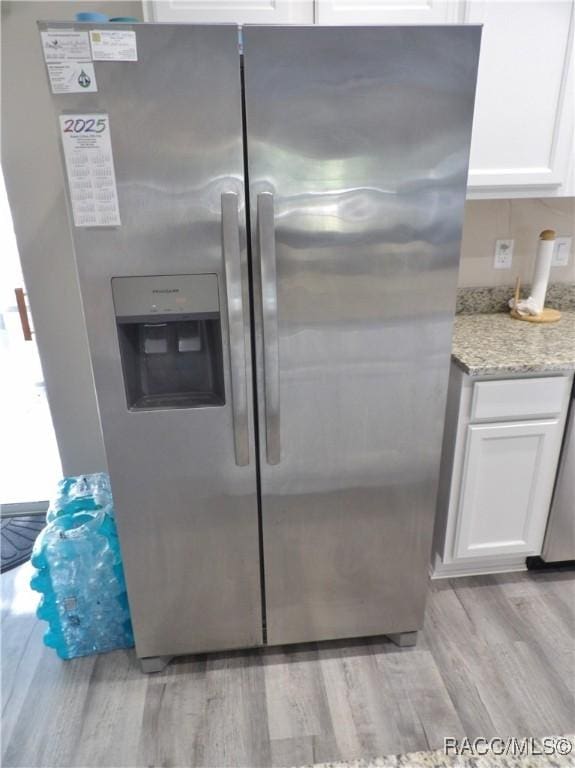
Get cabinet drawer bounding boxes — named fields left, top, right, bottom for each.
left=471, top=377, right=569, bottom=422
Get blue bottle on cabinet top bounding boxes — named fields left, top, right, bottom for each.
left=74, top=12, right=109, bottom=22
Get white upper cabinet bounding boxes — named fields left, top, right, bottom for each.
left=316, top=0, right=575, bottom=197
left=318, top=0, right=574, bottom=197
left=315, top=0, right=460, bottom=24
left=465, top=1, right=574, bottom=196
left=148, top=0, right=574, bottom=196
left=149, top=0, right=313, bottom=24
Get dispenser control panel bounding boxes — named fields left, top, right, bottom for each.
left=112, top=274, right=219, bottom=319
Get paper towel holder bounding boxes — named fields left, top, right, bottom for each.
left=510, top=230, right=561, bottom=324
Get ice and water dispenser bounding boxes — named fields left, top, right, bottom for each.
left=112, top=275, right=225, bottom=410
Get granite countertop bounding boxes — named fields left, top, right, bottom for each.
left=452, top=309, right=575, bottom=376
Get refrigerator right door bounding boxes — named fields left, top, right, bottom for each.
left=243, top=26, right=480, bottom=645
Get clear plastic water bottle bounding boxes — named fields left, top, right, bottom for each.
left=46, top=473, right=113, bottom=522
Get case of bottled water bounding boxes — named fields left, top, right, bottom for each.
left=30, top=474, right=134, bottom=660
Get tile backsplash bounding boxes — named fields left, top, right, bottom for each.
left=458, top=197, right=575, bottom=287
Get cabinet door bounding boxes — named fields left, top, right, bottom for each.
left=466, top=1, right=574, bottom=192
left=454, top=420, right=562, bottom=559
left=150, top=0, right=313, bottom=23
left=316, top=0, right=460, bottom=24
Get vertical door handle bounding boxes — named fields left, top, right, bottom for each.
left=257, top=192, right=280, bottom=465
left=221, top=192, right=250, bottom=467
left=14, top=288, right=33, bottom=341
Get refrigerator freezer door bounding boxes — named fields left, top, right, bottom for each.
left=243, top=26, right=480, bottom=645
left=42, top=23, right=262, bottom=657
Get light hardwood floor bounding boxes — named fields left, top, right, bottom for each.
left=2, top=562, right=574, bottom=767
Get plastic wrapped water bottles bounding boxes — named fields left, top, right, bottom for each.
left=30, top=474, right=134, bottom=660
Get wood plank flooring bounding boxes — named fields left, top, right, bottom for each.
left=2, top=562, right=574, bottom=767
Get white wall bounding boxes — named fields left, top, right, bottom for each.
left=1, top=1, right=142, bottom=475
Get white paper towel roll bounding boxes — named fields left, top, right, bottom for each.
left=530, top=229, right=555, bottom=313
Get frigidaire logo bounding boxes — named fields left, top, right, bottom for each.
left=152, top=288, right=179, bottom=294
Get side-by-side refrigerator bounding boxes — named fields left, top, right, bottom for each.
left=39, top=22, right=480, bottom=670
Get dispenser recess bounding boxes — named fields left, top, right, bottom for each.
left=112, top=275, right=225, bottom=410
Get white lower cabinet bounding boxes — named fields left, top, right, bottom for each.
left=433, top=367, right=573, bottom=577
left=455, top=420, right=561, bottom=559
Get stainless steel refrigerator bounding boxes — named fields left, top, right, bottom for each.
left=39, top=21, right=480, bottom=670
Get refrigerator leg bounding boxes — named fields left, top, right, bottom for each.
left=140, top=655, right=173, bottom=673
left=387, top=631, right=418, bottom=648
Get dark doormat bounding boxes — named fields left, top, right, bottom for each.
left=1, top=515, right=45, bottom=573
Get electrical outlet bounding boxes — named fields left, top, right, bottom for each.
left=552, top=236, right=572, bottom=267
left=494, top=239, right=514, bottom=269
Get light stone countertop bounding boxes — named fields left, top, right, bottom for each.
left=451, top=310, right=575, bottom=377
